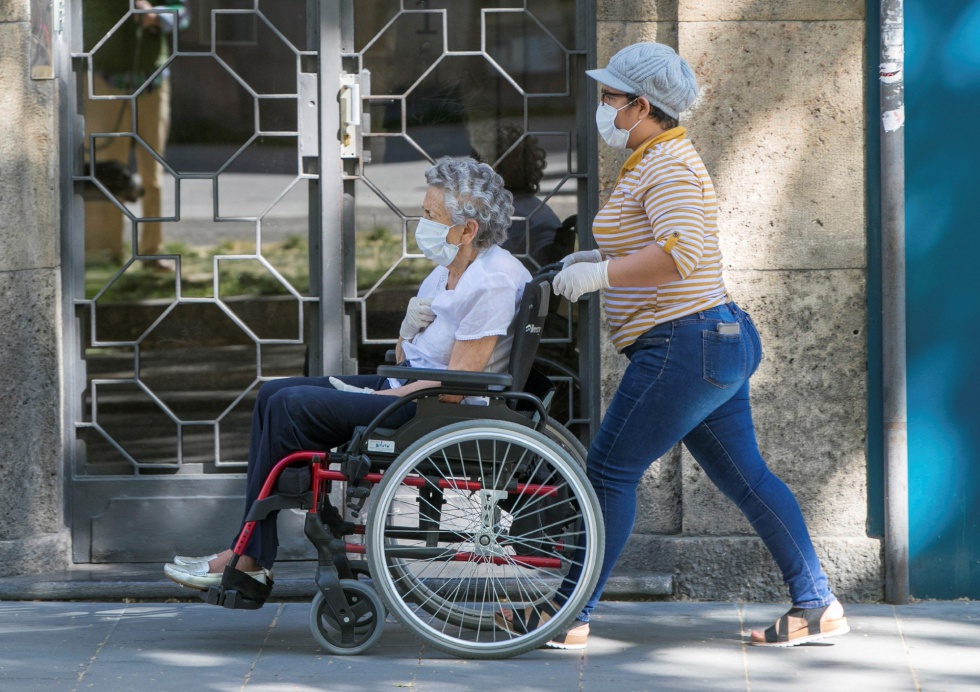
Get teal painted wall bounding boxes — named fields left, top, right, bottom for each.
left=906, top=0, right=980, bottom=598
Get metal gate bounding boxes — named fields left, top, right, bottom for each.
left=65, top=0, right=596, bottom=564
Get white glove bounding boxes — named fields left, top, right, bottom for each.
left=399, top=297, right=435, bottom=340
left=560, top=249, right=603, bottom=269
left=328, top=376, right=374, bottom=394
left=553, top=260, right=610, bottom=302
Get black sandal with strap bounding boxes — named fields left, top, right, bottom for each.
left=494, top=600, right=560, bottom=634
left=751, top=603, right=850, bottom=647
left=494, top=601, right=590, bottom=650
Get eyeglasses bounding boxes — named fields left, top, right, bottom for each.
left=600, top=90, right=636, bottom=104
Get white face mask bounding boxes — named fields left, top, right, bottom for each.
left=415, top=217, right=461, bottom=267
left=595, top=100, right=640, bottom=149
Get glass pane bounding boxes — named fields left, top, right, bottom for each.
left=485, top=10, right=568, bottom=95
left=350, top=0, right=588, bottom=437
left=77, top=1, right=313, bottom=475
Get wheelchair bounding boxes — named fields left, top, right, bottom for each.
left=201, top=267, right=605, bottom=660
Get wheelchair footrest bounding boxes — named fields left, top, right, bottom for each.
left=200, top=565, right=274, bottom=610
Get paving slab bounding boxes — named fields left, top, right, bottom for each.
left=247, top=605, right=423, bottom=691
left=895, top=602, right=980, bottom=692
left=743, top=603, right=915, bottom=692
left=582, top=602, right=746, bottom=692
left=1, top=600, right=979, bottom=691
left=413, top=649, right=584, bottom=692
left=0, top=602, right=118, bottom=687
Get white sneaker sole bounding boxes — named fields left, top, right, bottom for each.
left=163, top=563, right=271, bottom=591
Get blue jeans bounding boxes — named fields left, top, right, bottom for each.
left=237, top=375, right=417, bottom=568
left=561, top=302, right=834, bottom=621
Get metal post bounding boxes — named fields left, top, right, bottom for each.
left=314, top=0, right=346, bottom=376
left=879, top=0, right=909, bottom=605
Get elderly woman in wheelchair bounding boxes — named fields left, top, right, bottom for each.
left=163, top=156, right=604, bottom=659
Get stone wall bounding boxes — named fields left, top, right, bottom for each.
left=0, top=0, right=71, bottom=575
left=596, top=0, right=883, bottom=601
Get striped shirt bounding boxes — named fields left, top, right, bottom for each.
left=594, top=127, right=728, bottom=350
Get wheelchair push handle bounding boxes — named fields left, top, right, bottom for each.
left=533, top=262, right=562, bottom=283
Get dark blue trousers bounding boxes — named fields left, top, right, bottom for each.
left=236, top=375, right=417, bottom=568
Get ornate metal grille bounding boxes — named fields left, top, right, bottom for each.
left=73, top=2, right=317, bottom=475
left=64, top=0, right=594, bottom=562
left=342, top=1, right=593, bottom=438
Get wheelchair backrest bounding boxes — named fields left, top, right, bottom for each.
left=506, top=273, right=552, bottom=394
left=351, top=271, right=558, bottom=459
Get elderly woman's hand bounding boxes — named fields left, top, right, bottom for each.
left=399, top=297, right=436, bottom=340
left=328, top=377, right=374, bottom=394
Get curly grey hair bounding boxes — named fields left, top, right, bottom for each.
left=424, top=156, right=515, bottom=250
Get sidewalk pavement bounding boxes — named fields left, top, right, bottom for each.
left=1, top=598, right=978, bottom=691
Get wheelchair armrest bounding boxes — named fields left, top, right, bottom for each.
left=376, top=365, right=513, bottom=389
left=384, top=349, right=397, bottom=364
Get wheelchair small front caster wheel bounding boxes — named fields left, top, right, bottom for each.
left=309, top=579, right=385, bottom=655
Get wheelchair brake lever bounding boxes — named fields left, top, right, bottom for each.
left=346, top=485, right=370, bottom=517
left=341, top=453, right=373, bottom=517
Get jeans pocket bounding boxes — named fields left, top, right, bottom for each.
left=702, top=329, right=747, bottom=388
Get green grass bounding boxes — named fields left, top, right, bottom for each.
left=355, top=226, right=429, bottom=290
left=84, top=228, right=427, bottom=302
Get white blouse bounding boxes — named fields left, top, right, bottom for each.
left=395, top=244, right=531, bottom=385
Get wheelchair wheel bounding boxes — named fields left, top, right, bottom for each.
left=309, top=580, right=385, bottom=655
left=543, top=416, right=587, bottom=469
left=366, top=420, right=604, bottom=659
left=384, top=415, right=588, bottom=632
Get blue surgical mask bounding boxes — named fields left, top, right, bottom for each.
left=595, top=100, right=640, bottom=149
left=415, top=218, right=461, bottom=267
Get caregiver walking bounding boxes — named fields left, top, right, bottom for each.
left=508, top=41, right=851, bottom=650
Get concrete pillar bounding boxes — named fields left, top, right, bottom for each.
left=596, top=0, right=883, bottom=601
left=0, top=0, right=71, bottom=575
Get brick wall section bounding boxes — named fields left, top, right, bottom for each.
left=0, top=0, right=71, bottom=574
left=596, top=0, right=882, bottom=601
